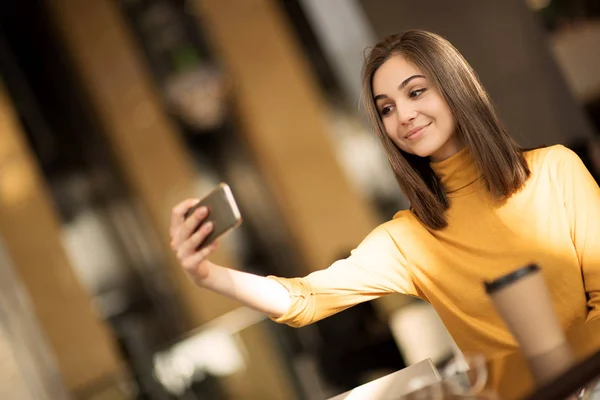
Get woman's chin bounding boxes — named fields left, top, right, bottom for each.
left=409, top=137, right=461, bottom=161
left=406, top=143, right=441, bottom=159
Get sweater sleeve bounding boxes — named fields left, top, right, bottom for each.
left=267, top=224, right=418, bottom=328
left=554, top=145, right=600, bottom=321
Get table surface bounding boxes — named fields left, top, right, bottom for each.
left=486, top=318, right=600, bottom=399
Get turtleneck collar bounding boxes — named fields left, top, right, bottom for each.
left=429, top=147, right=483, bottom=195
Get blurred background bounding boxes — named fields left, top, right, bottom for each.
left=0, top=0, right=598, bottom=399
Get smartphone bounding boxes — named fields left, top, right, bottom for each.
left=184, top=183, right=242, bottom=249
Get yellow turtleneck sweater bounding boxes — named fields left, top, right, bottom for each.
left=269, top=145, right=600, bottom=359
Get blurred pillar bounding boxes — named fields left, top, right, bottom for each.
left=194, top=0, right=381, bottom=273
left=0, top=237, right=70, bottom=400
left=0, top=81, right=124, bottom=393
left=47, top=1, right=295, bottom=398
left=358, top=0, right=595, bottom=146
left=298, top=0, right=376, bottom=105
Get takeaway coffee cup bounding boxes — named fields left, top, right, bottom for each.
left=484, top=264, right=574, bottom=383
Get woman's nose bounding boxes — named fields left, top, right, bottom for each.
left=396, top=106, right=417, bottom=124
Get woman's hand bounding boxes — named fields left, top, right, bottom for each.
left=169, top=199, right=291, bottom=318
left=170, top=198, right=219, bottom=283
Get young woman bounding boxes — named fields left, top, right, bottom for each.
left=169, top=30, right=600, bottom=360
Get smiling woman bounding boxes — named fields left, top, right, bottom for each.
left=169, top=29, right=600, bottom=365
left=362, top=31, right=530, bottom=230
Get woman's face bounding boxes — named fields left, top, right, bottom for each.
left=372, top=54, right=462, bottom=162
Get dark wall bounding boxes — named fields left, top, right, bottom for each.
left=358, top=0, right=595, bottom=147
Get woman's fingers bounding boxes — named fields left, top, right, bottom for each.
left=177, top=221, right=214, bottom=260
left=170, top=198, right=200, bottom=240
left=170, top=199, right=218, bottom=281
left=172, top=206, right=208, bottom=250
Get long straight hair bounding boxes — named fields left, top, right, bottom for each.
left=362, top=30, right=530, bottom=230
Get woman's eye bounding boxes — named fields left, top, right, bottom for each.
left=380, top=105, right=393, bottom=116
left=409, top=88, right=426, bottom=98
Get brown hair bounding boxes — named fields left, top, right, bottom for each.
left=361, top=30, right=530, bottom=230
